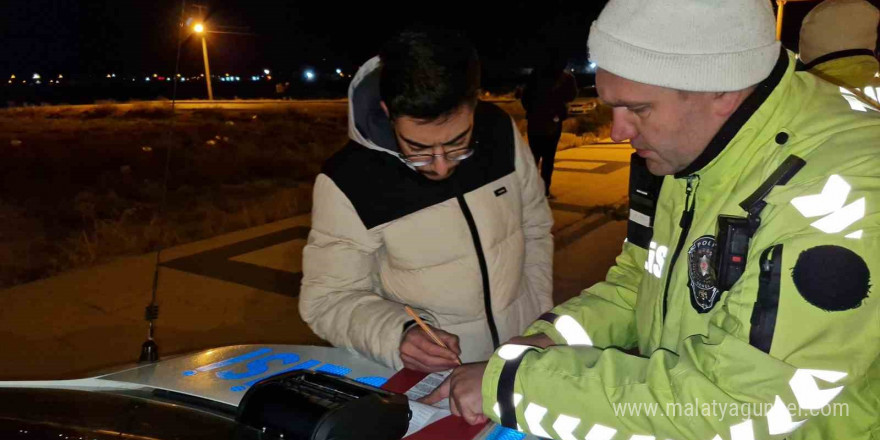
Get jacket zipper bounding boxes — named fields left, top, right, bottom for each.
left=662, top=176, right=697, bottom=321
left=455, top=190, right=501, bottom=349
left=749, top=244, right=783, bottom=353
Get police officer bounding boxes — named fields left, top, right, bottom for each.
left=424, top=1, right=880, bottom=438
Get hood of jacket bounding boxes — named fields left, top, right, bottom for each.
left=347, top=56, right=402, bottom=161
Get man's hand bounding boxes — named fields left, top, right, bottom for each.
left=400, top=325, right=461, bottom=372
left=419, top=362, right=488, bottom=425
left=505, top=333, right=554, bottom=348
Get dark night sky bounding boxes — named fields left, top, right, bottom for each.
left=1, top=1, right=603, bottom=79
left=2, top=1, right=878, bottom=79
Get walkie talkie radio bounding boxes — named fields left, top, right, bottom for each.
left=715, top=155, right=805, bottom=290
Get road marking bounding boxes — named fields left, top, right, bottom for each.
left=162, top=226, right=309, bottom=297
left=554, top=159, right=628, bottom=175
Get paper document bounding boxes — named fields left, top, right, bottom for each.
left=405, top=401, right=451, bottom=437
left=403, top=370, right=452, bottom=437
left=405, top=370, right=451, bottom=409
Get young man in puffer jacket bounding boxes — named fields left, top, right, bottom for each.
left=300, top=27, right=553, bottom=372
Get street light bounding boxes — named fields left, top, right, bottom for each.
left=193, top=22, right=213, bottom=100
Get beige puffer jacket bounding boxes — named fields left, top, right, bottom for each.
left=299, top=57, right=554, bottom=370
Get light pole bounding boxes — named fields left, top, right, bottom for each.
left=775, top=0, right=818, bottom=41
left=194, top=23, right=213, bottom=100
left=776, top=0, right=786, bottom=40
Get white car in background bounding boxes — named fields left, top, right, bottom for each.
left=567, top=86, right=599, bottom=116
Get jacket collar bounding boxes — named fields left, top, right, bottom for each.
left=799, top=52, right=880, bottom=93
left=797, top=49, right=877, bottom=71
left=675, top=49, right=790, bottom=180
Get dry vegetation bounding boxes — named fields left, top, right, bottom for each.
left=0, top=102, right=347, bottom=288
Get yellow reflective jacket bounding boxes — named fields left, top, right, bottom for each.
left=482, top=51, right=880, bottom=440
left=804, top=52, right=880, bottom=107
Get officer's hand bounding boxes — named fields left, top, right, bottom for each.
left=419, top=362, right=488, bottom=425
left=399, top=326, right=461, bottom=373
left=505, top=333, right=554, bottom=349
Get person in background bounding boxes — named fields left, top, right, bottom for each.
left=798, top=0, right=880, bottom=106
left=521, top=56, right=578, bottom=199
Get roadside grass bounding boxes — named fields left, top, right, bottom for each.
left=0, top=104, right=347, bottom=288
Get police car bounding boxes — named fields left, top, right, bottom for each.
left=0, top=345, right=399, bottom=440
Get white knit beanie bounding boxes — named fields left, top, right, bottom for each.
left=588, top=0, right=781, bottom=92
left=799, top=0, right=879, bottom=65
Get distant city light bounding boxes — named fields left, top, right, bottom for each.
left=194, top=23, right=205, bottom=33
left=145, top=77, right=150, bottom=82
left=263, top=69, right=270, bottom=75
left=32, top=73, right=41, bottom=80
left=335, top=68, right=342, bottom=74
left=589, top=62, right=597, bottom=69
left=58, top=74, right=62, bottom=79
left=304, top=70, right=315, bottom=81
left=153, top=73, right=158, bottom=78
left=10, top=74, right=16, bottom=79
left=106, top=74, right=112, bottom=78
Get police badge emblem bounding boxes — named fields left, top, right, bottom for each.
left=687, top=235, right=722, bottom=313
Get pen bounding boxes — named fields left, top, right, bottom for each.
left=404, top=305, right=462, bottom=365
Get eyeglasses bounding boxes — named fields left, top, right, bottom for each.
left=398, top=145, right=476, bottom=167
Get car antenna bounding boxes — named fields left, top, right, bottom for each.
left=139, top=0, right=188, bottom=363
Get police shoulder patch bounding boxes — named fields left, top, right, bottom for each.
left=688, top=235, right=722, bottom=313
left=792, top=245, right=871, bottom=311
